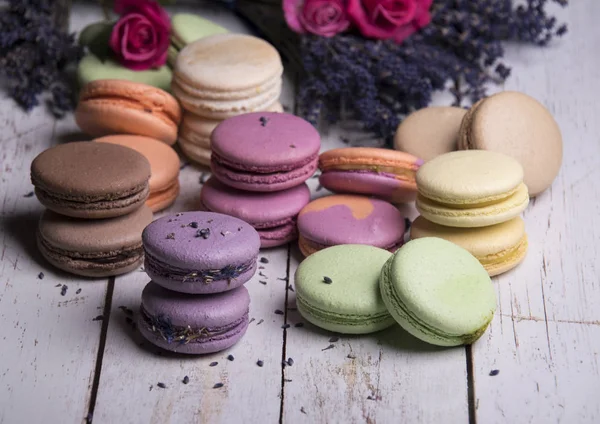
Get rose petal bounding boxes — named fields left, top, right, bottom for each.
left=347, top=0, right=397, bottom=39
left=138, top=2, right=171, bottom=32
left=283, top=0, right=307, bottom=33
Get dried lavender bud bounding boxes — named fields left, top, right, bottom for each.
left=209, top=362, right=218, bottom=367
left=489, top=369, right=500, bottom=376
left=60, top=285, right=67, bottom=296
left=37, top=272, right=44, bottom=280
left=24, top=191, right=34, bottom=198
left=182, top=376, right=189, bottom=384
left=157, top=382, right=167, bottom=389
left=274, top=309, right=284, bottom=315
left=92, top=315, right=104, bottom=321
left=166, top=233, right=175, bottom=240
left=322, top=344, right=335, bottom=351
left=281, top=324, right=291, bottom=329
left=76, top=288, right=82, bottom=294
left=256, top=360, right=264, bottom=367
left=329, top=336, right=339, bottom=343
left=213, top=383, right=224, bottom=389
left=227, top=355, right=235, bottom=361
left=287, top=358, right=294, bottom=366
left=260, top=257, right=269, bottom=264
left=323, top=276, right=333, bottom=284
left=196, top=228, right=210, bottom=239
left=189, top=222, right=199, bottom=228
left=259, top=116, right=269, bottom=126
left=257, top=319, right=264, bottom=325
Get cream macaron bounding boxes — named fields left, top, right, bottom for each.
left=457, top=91, right=562, bottom=197
left=415, top=150, right=529, bottom=227
left=410, top=216, right=528, bottom=276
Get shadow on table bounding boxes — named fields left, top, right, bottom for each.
left=3, top=211, right=47, bottom=267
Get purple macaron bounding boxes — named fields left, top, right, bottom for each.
left=210, top=112, right=321, bottom=192
left=200, top=177, right=310, bottom=248
left=142, top=212, right=260, bottom=294
left=137, top=282, right=250, bottom=354
left=297, top=194, right=406, bottom=256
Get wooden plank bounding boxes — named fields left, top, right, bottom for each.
left=472, top=2, right=600, bottom=423
left=91, top=5, right=296, bottom=422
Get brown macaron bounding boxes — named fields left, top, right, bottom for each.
left=37, top=206, right=153, bottom=277
left=394, top=107, right=466, bottom=162
left=457, top=91, right=563, bottom=197
left=31, top=142, right=151, bottom=219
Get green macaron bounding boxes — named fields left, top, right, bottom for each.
left=380, top=237, right=497, bottom=346
left=294, top=245, right=395, bottom=334
left=78, top=21, right=172, bottom=91
left=168, top=14, right=229, bottom=66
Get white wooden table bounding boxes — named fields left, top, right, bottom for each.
left=1, top=2, right=599, bottom=423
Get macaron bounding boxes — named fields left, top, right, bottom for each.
left=138, top=282, right=250, bottom=354
left=31, top=142, right=151, bottom=219
left=416, top=150, right=529, bottom=227
left=142, top=212, right=260, bottom=294
left=200, top=177, right=310, bottom=248
left=94, top=135, right=180, bottom=212
left=75, top=80, right=182, bottom=145
left=410, top=216, right=528, bottom=276
left=294, top=244, right=395, bottom=334
left=380, top=237, right=497, bottom=346
left=178, top=101, right=284, bottom=167
left=211, top=112, right=321, bottom=192
left=297, top=195, right=406, bottom=256
left=394, top=106, right=466, bottom=162
left=37, top=206, right=153, bottom=277
left=171, top=34, right=282, bottom=119
left=318, top=147, right=423, bottom=203
left=167, top=14, right=229, bottom=67
left=457, top=91, right=562, bottom=197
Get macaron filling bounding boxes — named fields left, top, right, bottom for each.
left=380, top=258, right=493, bottom=345
left=478, top=234, right=528, bottom=270
left=33, top=184, right=149, bottom=212
left=144, top=249, right=257, bottom=285
left=295, top=291, right=392, bottom=328
left=139, top=306, right=249, bottom=345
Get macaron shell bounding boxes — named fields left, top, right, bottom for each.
left=170, top=14, right=228, bottom=48
left=259, top=223, right=298, bottom=248
left=179, top=140, right=212, bottom=167
left=76, top=80, right=182, bottom=145
left=380, top=237, right=497, bottom=346
left=201, top=177, right=310, bottom=226
left=294, top=245, right=395, bottom=334
left=394, top=107, right=466, bottom=161
left=146, top=180, right=180, bottom=213
left=174, top=34, right=283, bottom=93
left=416, top=183, right=529, bottom=228
left=94, top=135, right=180, bottom=193
left=416, top=150, right=525, bottom=206
left=458, top=91, right=563, bottom=197
left=211, top=112, right=321, bottom=169
left=410, top=216, right=528, bottom=276
left=319, top=171, right=418, bottom=203
left=77, top=54, right=172, bottom=92
left=319, top=147, right=423, bottom=175
left=297, top=195, right=406, bottom=250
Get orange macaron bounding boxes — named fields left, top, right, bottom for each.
left=95, top=135, right=180, bottom=212
left=76, top=80, right=182, bottom=145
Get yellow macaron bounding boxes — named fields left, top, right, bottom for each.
left=415, top=150, right=529, bottom=227
left=410, top=216, right=528, bottom=276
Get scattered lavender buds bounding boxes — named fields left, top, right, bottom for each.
left=489, top=369, right=500, bottom=376
left=259, top=116, right=269, bottom=126
left=329, top=336, right=339, bottom=343
left=92, top=315, right=104, bottom=321
left=213, top=383, right=224, bottom=389
left=189, top=222, right=199, bottom=228
left=256, top=360, right=264, bottom=367
left=260, top=257, right=269, bottom=264
left=157, top=382, right=167, bottom=389
left=227, top=355, right=235, bottom=361
left=323, top=276, right=333, bottom=284
left=76, top=288, right=82, bottom=295
left=209, top=362, right=218, bottom=367
left=275, top=309, right=284, bottom=315
left=196, top=228, right=210, bottom=239
left=166, top=233, right=175, bottom=240
left=287, top=358, right=294, bottom=366
left=322, top=344, right=335, bottom=351
left=24, top=191, right=34, bottom=198
left=37, top=272, right=44, bottom=280
left=60, top=285, right=68, bottom=296
left=182, top=376, right=190, bottom=384
left=281, top=324, right=291, bottom=329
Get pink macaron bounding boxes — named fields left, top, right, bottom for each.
left=210, top=112, right=321, bottom=192
left=297, top=194, right=406, bottom=256
left=200, top=177, right=310, bottom=248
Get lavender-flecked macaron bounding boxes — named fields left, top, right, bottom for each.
left=142, top=211, right=260, bottom=294
left=297, top=195, right=406, bottom=256
left=137, top=282, right=250, bottom=354
left=210, top=112, right=321, bottom=192
left=200, top=177, right=310, bottom=248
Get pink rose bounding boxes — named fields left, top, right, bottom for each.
left=284, top=0, right=351, bottom=37
left=347, top=0, right=432, bottom=43
left=109, top=0, right=171, bottom=70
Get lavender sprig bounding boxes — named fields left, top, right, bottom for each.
left=0, top=0, right=83, bottom=116
left=296, top=0, right=568, bottom=142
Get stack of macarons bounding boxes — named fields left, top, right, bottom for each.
left=31, top=142, right=154, bottom=277
left=200, top=112, right=320, bottom=248
left=172, top=34, right=284, bottom=166
left=294, top=238, right=497, bottom=346
left=74, top=80, right=183, bottom=212
left=137, top=211, right=260, bottom=354
left=411, top=150, right=530, bottom=276
left=294, top=146, right=422, bottom=256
